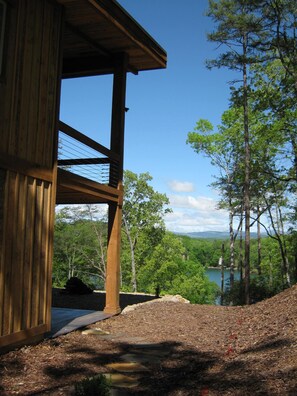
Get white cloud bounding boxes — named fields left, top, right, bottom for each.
left=165, top=194, right=228, bottom=232
left=169, top=194, right=217, bottom=211
left=168, top=180, right=195, bottom=193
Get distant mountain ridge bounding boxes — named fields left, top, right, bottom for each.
left=176, top=231, right=260, bottom=239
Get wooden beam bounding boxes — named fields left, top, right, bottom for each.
left=110, top=53, right=128, bottom=182
left=0, top=151, right=53, bottom=182
left=59, top=121, right=119, bottom=162
left=0, top=324, right=47, bottom=349
left=62, top=55, right=138, bottom=79
left=58, top=157, right=110, bottom=166
left=62, top=56, right=115, bottom=78
left=56, top=192, right=108, bottom=205
left=87, top=0, right=167, bottom=69
left=57, top=168, right=122, bottom=203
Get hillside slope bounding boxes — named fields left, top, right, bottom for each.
left=1, top=285, right=296, bottom=395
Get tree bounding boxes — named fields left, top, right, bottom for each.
left=187, top=113, right=243, bottom=289
left=138, top=232, right=219, bottom=304
left=122, top=170, right=171, bottom=292
left=206, top=0, right=270, bottom=304
left=53, top=205, right=108, bottom=288
left=256, top=0, right=297, bottom=95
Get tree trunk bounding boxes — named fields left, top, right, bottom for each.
left=123, top=217, right=138, bottom=292
left=265, top=200, right=291, bottom=288
left=229, top=209, right=235, bottom=288
left=220, top=243, right=225, bottom=305
left=239, top=221, right=244, bottom=282
left=269, top=254, right=273, bottom=287
left=294, top=253, right=297, bottom=284
left=131, top=241, right=137, bottom=292
left=278, top=207, right=291, bottom=287
left=243, top=36, right=251, bottom=305
left=257, top=206, right=262, bottom=275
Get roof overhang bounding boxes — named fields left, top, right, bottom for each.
left=56, top=0, right=167, bottom=78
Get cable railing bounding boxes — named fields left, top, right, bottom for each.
left=58, top=121, right=120, bottom=188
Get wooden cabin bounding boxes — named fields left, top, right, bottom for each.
left=0, top=0, right=166, bottom=350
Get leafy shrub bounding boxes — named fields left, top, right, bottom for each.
left=223, top=276, right=285, bottom=305
left=74, top=374, right=110, bottom=396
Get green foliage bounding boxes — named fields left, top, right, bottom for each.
left=123, top=170, right=171, bottom=231
left=180, top=236, right=223, bottom=268
left=186, top=0, right=297, bottom=302
left=122, top=170, right=171, bottom=292
left=74, top=374, right=110, bottom=396
left=169, top=263, right=220, bottom=304
left=206, top=0, right=267, bottom=73
left=53, top=205, right=107, bottom=289
left=137, top=233, right=219, bottom=304
left=223, top=276, right=285, bottom=306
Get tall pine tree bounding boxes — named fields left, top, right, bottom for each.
left=206, top=0, right=267, bottom=303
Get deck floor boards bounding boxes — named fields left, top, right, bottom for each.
left=48, top=307, right=112, bottom=337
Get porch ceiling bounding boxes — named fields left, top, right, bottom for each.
left=56, top=0, right=167, bottom=78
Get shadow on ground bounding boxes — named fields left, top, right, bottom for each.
left=6, top=335, right=294, bottom=395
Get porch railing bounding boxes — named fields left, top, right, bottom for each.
left=58, top=121, right=120, bottom=188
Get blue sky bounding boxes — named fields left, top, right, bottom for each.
left=60, top=0, right=239, bottom=232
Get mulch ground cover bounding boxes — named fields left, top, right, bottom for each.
left=0, top=285, right=296, bottom=395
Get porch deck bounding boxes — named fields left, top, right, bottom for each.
left=49, top=308, right=112, bottom=338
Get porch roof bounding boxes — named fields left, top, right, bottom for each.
left=57, top=0, right=167, bottom=78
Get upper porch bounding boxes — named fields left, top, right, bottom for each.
left=57, top=120, right=122, bottom=206
left=56, top=0, right=167, bottom=207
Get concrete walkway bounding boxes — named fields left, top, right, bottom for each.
left=48, top=307, right=113, bottom=338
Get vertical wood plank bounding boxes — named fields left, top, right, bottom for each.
left=0, top=169, right=7, bottom=335
left=26, top=0, right=43, bottom=164
left=12, top=174, right=27, bottom=332
left=22, top=177, right=36, bottom=330
left=2, top=172, right=18, bottom=335
left=30, top=180, right=43, bottom=328
left=6, top=1, right=25, bottom=157
left=39, top=181, right=47, bottom=325
left=0, top=1, right=17, bottom=152
left=36, top=0, right=50, bottom=167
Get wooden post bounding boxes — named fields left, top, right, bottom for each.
left=104, top=53, right=128, bottom=314
left=104, top=185, right=123, bottom=314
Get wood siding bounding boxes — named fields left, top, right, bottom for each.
left=0, top=0, right=62, bottom=348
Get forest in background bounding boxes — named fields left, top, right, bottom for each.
left=54, top=0, right=297, bottom=305
left=53, top=171, right=296, bottom=306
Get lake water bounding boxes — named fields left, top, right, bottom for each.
left=206, top=267, right=240, bottom=289
left=206, top=267, right=241, bottom=305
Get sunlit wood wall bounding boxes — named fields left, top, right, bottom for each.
left=0, top=0, right=63, bottom=349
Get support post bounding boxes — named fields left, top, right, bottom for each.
left=104, top=53, right=128, bottom=314
left=104, top=185, right=123, bottom=314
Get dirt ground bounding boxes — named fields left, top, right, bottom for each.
left=0, top=285, right=296, bottom=395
